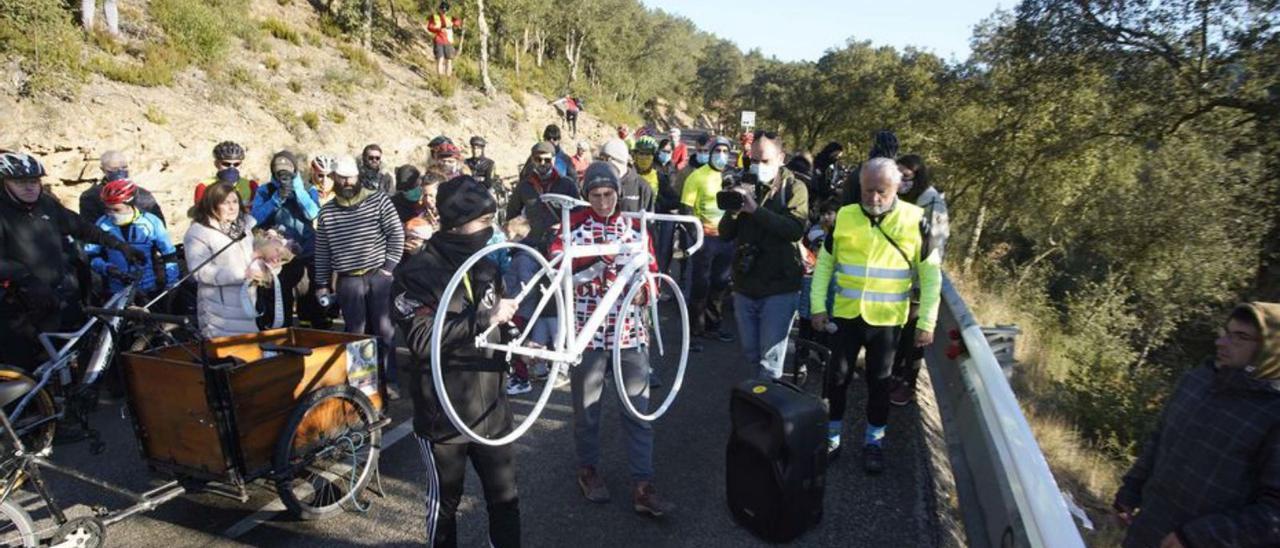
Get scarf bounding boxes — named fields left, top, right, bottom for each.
left=334, top=186, right=373, bottom=208
left=431, top=228, right=494, bottom=270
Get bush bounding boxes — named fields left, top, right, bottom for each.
left=327, top=109, right=346, bottom=124
left=144, top=105, right=168, bottom=125
left=260, top=18, right=301, bottom=45
left=435, top=104, right=458, bottom=124
left=287, top=79, right=302, bottom=93
left=423, top=74, right=457, bottom=98
left=301, top=111, right=320, bottom=130
left=89, top=45, right=187, bottom=87
left=264, top=55, right=281, bottom=72
left=149, top=0, right=229, bottom=64
left=0, top=0, right=86, bottom=95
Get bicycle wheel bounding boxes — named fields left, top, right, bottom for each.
left=612, top=273, right=688, bottom=422
left=273, top=385, right=381, bottom=520
left=0, top=367, right=56, bottom=457
left=0, top=499, right=36, bottom=547
left=430, top=241, right=568, bottom=446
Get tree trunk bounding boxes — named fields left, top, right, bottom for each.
left=962, top=200, right=988, bottom=275
left=476, top=0, right=495, bottom=96
left=565, top=29, right=583, bottom=84
left=534, top=28, right=545, bottom=67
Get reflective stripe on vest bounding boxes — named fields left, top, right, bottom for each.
left=829, top=202, right=924, bottom=326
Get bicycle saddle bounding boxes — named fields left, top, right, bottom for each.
left=539, top=193, right=589, bottom=209
left=0, top=378, right=35, bottom=408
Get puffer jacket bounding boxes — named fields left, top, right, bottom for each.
left=84, top=211, right=179, bottom=293
left=718, top=167, right=810, bottom=298
left=1116, top=302, right=1280, bottom=548
left=393, top=235, right=512, bottom=444
left=183, top=215, right=258, bottom=338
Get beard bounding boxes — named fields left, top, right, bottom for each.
left=336, top=184, right=360, bottom=199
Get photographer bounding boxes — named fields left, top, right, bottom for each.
left=718, top=131, right=809, bottom=380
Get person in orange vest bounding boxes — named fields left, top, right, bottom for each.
left=426, top=1, right=463, bottom=77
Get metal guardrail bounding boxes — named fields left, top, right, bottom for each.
left=924, top=274, right=1085, bottom=548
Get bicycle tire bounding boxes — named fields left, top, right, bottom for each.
left=429, top=241, right=568, bottom=446
left=272, top=385, right=381, bottom=520
left=0, top=367, right=56, bottom=457
left=0, top=498, right=36, bottom=547
left=612, top=273, right=689, bottom=422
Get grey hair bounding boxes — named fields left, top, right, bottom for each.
left=860, top=157, right=902, bottom=186
left=100, top=150, right=127, bottom=170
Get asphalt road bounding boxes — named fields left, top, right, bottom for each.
left=12, top=306, right=937, bottom=547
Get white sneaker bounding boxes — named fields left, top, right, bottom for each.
left=553, top=367, right=571, bottom=388
left=506, top=377, right=532, bottom=395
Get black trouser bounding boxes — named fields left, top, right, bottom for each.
left=337, top=271, right=397, bottom=385
left=891, top=314, right=924, bottom=389
left=825, top=316, right=901, bottom=428
left=0, top=293, right=81, bottom=372
left=689, top=235, right=733, bottom=334
left=566, top=110, right=578, bottom=136
left=416, top=435, right=521, bottom=548
left=278, top=256, right=326, bottom=327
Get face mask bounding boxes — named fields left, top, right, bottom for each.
left=657, top=151, right=672, bottom=165
left=103, top=168, right=128, bottom=182
left=695, top=152, right=710, bottom=165
left=709, top=152, right=729, bottom=171
left=898, top=179, right=914, bottom=195
left=403, top=186, right=423, bottom=203
left=110, top=209, right=135, bottom=226
left=216, top=168, right=240, bottom=183
left=635, top=156, right=654, bottom=172
left=750, top=162, right=778, bottom=183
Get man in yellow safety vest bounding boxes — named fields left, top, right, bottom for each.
left=810, top=157, right=942, bottom=475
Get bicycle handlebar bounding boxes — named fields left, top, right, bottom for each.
left=84, top=306, right=194, bottom=328
left=621, top=211, right=705, bottom=255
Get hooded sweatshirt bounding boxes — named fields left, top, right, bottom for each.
left=1115, top=301, right=1280, bottom=548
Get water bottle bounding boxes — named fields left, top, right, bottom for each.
left=318, top=294, right=334, bottom=309
left=823, top=322, right=838, bottom=334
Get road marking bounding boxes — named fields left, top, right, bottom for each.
left=222, top=419, right=416, bottom=540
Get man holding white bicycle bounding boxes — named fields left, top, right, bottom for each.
left=547, top=162, right=675, bottom=518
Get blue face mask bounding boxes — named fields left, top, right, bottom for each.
left=695, top=152, right=710, bottom=165
left=710, top=152, right=729, bottom=171
left=103, top=169, right=129, bottom=182
left=657, top=151, right=672, bottom=165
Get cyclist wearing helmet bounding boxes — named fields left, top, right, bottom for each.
left=309, top=154, right=337, bottom=203
left=0, top=151, right=145, bottom=370
left=431, top=143, right=466, bottom=181
left=194, top=141, right=258, bottom=210
left=464, top=136, right=497, bottom=189
left=85, top=179, right=180, bottom=295
left=79, top=150, right=165, bottom=225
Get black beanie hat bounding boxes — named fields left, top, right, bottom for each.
left=868, top=130, right=899, bottom=160
left=395, top=164, right=422, bottom=192
left=581, top=162, right=620, bottom=198
left=436, top=175, right=497, bottom=231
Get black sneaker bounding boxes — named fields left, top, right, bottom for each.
left=862, top=444, right=885, bottom=475
left=689, top=340, right=704, bottom=353
left=716, top=331, right=736, bottom=343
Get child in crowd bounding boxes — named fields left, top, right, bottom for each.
left=501, top=216, right=566, bottom=395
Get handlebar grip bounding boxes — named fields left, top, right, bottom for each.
left=84, top=306, right=193, bottom=327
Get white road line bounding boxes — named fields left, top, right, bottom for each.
left=221, top=419, right=416, bottom=540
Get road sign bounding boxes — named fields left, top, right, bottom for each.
left=740, top=111, right=756, bottom=128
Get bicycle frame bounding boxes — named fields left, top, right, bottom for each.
left=475, top=197, right=704, bottom=365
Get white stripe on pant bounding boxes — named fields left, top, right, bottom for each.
left=417, top=435, right=441, bottom=545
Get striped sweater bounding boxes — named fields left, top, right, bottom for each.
left=314, top=192, right=405, bottom=287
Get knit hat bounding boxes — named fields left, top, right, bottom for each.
left=395, top=164, right=422, bottom=192
left=530, top=141, right=555, bottom=157
left=332, top=155, right=359, bottom=177
left=581, top=162, right=619, bottom=197
left=436, top=175, right=497, bottom=231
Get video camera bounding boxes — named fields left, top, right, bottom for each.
left=716, top=169, right=759, bottom=212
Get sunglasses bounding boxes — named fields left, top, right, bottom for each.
left=752, top=129, right=779, bottom=140
left=532, top=157, right=554, bottom=165
left=218, top=161, right=242, bottom=168
left=365, top=155, right=382, bottom=161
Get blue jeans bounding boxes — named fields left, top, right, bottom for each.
left=732, top=291, right=798, bottom=380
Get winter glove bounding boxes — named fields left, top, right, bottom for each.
left=18, top=276, right=59, bottom=315
left=118, top=244, right=147, bottom=266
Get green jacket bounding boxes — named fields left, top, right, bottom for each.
left=719, top=167, right=810, bottom=298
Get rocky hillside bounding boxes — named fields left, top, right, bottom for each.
left=0, top=0, right=621, bottom=236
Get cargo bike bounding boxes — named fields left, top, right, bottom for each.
left=0, top=307, right=389, bottom=547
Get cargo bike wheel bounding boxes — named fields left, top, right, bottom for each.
left=273, top=385, right=381, bottom=520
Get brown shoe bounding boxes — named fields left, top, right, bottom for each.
left=632, top=481, right=674, bottom=518
left=577, top=466, right=610, bottom=503
left=889, top=380, right=914, bottom=407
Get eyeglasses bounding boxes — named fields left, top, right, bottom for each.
left=532, top=157, right=554, bottom=165
left=217, top=161, right=242, bottom=168
left=365, top=155, right=382, bottom=162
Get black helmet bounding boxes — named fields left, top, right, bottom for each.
left=213, top=140, right=246, bottom=161
left=428, top=135, right=453, bottom=149
left=0, top=152, right=46, bottom=179
left=469, top=135, right=487, bottom=148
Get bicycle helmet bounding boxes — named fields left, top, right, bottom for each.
left=310, top=154, right=335, bottom=176
left=213, top=141, right=246, bottom=161
left=469, top=135, right=487, bottom=148
left=0, top=152, right=46, bottom=179
left=428, top=135, right=453, bottom=149
left=100, top=179, right=137, bottom=205
left=633, top=136, right=659, bottom=154
left=434, top=143, right=462, bottom=159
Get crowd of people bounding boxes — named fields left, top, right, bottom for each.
left=1, top=117, right=1274, bottom=548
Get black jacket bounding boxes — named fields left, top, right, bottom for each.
left=1, top=190, right=129, bottom=302
left=79, top=182, right=165, bottom=224
left=618, top=168, right=655, bottom=213
left=465, top=156, right=497, bottom=187
left=393, top=238, right=512, bottom=444
left=718, top=167, right=810, bottom=298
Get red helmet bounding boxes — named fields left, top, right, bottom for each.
left=433, top=143, right=462, bottom=159
left=100, top=179, right=137, bottom=206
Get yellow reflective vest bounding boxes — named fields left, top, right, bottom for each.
left=810, top=201, right=942, bottom=331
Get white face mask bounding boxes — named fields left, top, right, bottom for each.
left=898, top=180, right=914, bottom=195
left=749, top=162, right=778, bottom=183
left=110, top=209, right=135, bottom=226
left=862, top=199, right=895, bottom=217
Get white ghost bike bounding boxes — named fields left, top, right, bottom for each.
left=429, top=193, right=704, bottom=446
